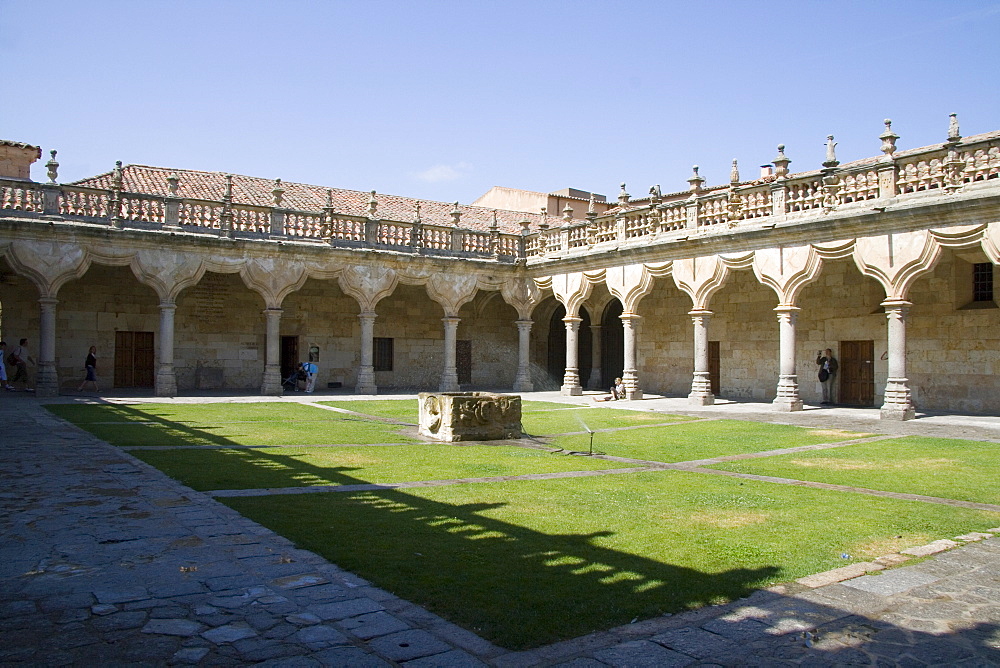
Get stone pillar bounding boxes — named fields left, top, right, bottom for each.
left=36, top=297, right=59, bottom=397
left=356, top=311, right=377, bottom=395
left=881, top=300, right=916, bottom=420
left=260, top=308, right=283, bottom=396
left=688, top=309, right=714, bottom=406
left=772, top=305, right=803, bottom=411
left=620, top=312, right=643, bottom=400
left=560, top=316, right=583, bottom=396
left=513, top=319, right=534, bottom=392
left=155, top=302, right=178, bottom=397
left=439, top=316, right=461, bottom=392
left=587, top=324, right=603, bottom=390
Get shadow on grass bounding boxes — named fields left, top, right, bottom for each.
left=51, top=401, right=780, bottom=648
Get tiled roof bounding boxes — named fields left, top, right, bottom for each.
left=0, top=140, right=41, bottom=158
left=71, top=165, right=565, bottom=234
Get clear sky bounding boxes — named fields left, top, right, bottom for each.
left=2, top=0, right=999, bottom=206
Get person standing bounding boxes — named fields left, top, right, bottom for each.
left=9, top=338, right=35, bottom=392
left=302, top=360, right=318, bottom=393
left=0, top=341, right=14, bottom=390
left=78, top=346, right=99, bottom=392
left=816, top=348, right=838, bottom=405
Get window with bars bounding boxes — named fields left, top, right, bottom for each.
left=973, top=263, right=994, bottom=302
left=374, top=337, right=393, bottom=371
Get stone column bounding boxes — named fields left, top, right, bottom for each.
left=688, top=309, right=714, bottom=406
left=881, top=300, right=916, bottom=420
left=513, top=319, right=534, bottom=392
left=356, top=311, right=377, bottom=395
left=36, top=297, right=59, bottom=397
left=155, top=301, right=178, bottom=397
left=620, top=312, right=643, bottom=400
left=772, top=305, right=803, bottom=411
left=260, top=308, right=283, bottom=396
left=587, top=324, right=603, bottom=390
left=560, top=315, right=583, bottom=395
left=439, top=316, right=461, bottom=392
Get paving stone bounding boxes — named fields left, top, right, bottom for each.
left=651, top=626, right=735, bottom=658
left=339, top=611, right=411, bottom=639
left=593, top=639, right=694, bottom=667
left=842, top=569, right=941, bottom=596
left=367, top=629, right=454, bottom=662
left=271, top=573, right=330, bottom=590
left=901, top=539, right=960, bottom=557
left=954, top=532, right=993, bottom=542
left=142, top=618, right=204, bottom=637
left=310, top=597, right=385, bottom=621
left=403, top=648, right=489, bottom=667
left=93, top=587, right=151, bottom=604
left=795, top=562, right=884, bottom=588
left=293, top=624, right=350, bottom=645
left=172, top=646, right=211, bottom=664
left=92, top=610, right=148, bottom=631
left=91, top=603, right=118, bottom=615
left=202, top=621, right=259, bottom=644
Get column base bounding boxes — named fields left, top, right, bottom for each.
left=356, top=367, right=377, bottom=395
left=260, top=365, right=283, bottom=396
left=439, top=373, right=460, bottom=393
left=881, top=379, right=915, bottom=420
left=560, top=385, right=583, bottom=396
left=688, top=392, right=715, bottom=406
left=586, top=369, right=603, bottom=391
left=880, top=405, right=915, bottom=421
left=155, top=368, right=178, bottom=397
left=624, top=389, right=643, bottom=401
left=773, top=375, right=802, bottom=412
left=513, top=377, right=534, bottom=393
left=35, top=363, right=58, bottom=397
left=772, top=397, right=803, bottom=412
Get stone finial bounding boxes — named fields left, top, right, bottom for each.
left=45, top=150, right=59, bottom=184
left=325, top=188, right=333, bottom=209
left=688, top=166, right=704, bottom=192
left=618, top=182, right=630, bottom=205
left=649, top=184, right=662, bottom=199
left=880, top=119, right=899, bottom=156
left=588, top=192, right=596, bottom=215
left=519, top=219, right=531, bottom=235
left=822, top=136, right=839, bottom=169
left=730, top=159, right=740, bottom=184
left=271, top=179, right=284, bottom=207
left=167, top=172, right=180, bottom=196
left=773, top=144, right=791, bottom=177
left=414, top=202, right=422, bottom=222
left=367, top=190, right=378, bottom=216
left=112, top=160, right=123, bottom=189
left=562, top=203, right=573, bottom=221
left=540, top=206, right=547, bottom=217
left=948, top=113, right=961, bottom=143
left=492, top=209, right=500, bottom=229
left=223, top=173, right=234, bottom=200
left=450, top=201, right=462, bottom=225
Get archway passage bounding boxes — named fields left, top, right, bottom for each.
left=546, top=304, right=592, bottom=386
left=601, top=300, right=624, bottom=389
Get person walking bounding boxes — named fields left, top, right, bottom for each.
left=77, top=346, right=99, bottom=392
left=9, top=338, right=35, bottom=392
left=816, top=348, right=838, bottom=405
left=302, top=360, right=318, bottom=393
left=0, top=341, right=15, bottom=390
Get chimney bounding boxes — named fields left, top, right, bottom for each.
left=760, top=164, right=774, bottom=178
left=0, top=140, right=42, bottom=181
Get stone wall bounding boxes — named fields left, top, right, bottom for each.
left=280, top=278, right=360, bottom=388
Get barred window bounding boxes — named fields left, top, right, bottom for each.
left=374, top=337, right=393, bottom=371
left=973, top=263, right=994, bottom=302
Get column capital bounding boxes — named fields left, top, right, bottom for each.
left=159, top=300, right=177, bottom=311
left=772, top=304, right=800, bottom=314
left=262, top=306, right=283, bottom=315
left=38, top=296, right=59, bottom=307
left=441, top=315, right=461, bottom=325
left=688, top=309, right=713, bottom=317
left=880, top=299, right=912, bottom=311
left=620, top=312, right=642, bottom=323
left=561, top=315, right=583, bottom=324
left=359, top=310, right=378, bottom=321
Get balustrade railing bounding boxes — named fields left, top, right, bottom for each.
left=0, top=180, right=44, bottom=212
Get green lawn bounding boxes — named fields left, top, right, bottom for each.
left=320, top=399, right=419, bottom=422
left=550, top=420, right=869, bottom=463
left=522, top=407, right=696, bottom=436
left=223, top=471, right=1000, bottom=649
left=129, top=443, right=626, bottom=491
left=46, top=402, right=416, bottom=446
left=709, top=435, right=1000, bottom=505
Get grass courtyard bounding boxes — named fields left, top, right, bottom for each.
left=47, top=399, right=1000, bottom=649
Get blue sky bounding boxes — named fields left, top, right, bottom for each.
left=2, top=0, right=999, bottom=205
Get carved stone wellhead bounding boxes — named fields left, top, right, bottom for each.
left=418, top=392, right=522, bottom=442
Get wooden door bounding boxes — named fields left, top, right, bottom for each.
left=708, top=340, right=720, bottom=396
left=457, top=340, right=472, bottom=385
left=839, top=340, right=874, bottom=406
left=114, top=331, right=155, bottom=388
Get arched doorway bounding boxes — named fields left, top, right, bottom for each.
left=546, top=304, right=592, bottom=386
left=601, top=300, right=624, bottom=387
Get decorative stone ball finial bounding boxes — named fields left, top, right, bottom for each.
left=540, top=206, right=547, bottom=217
left=271, top=179, right=285, bottom=207
left=649, top=184, right=662, bottom=199
left=167, top=172, right=180, bottom=196
left=493, top=209, right=501, bottom=228
left=112, top=161, right=123, bottom=189
left=325, top=188, right=333, bottom=209
left=367, top=190, right=378, bottom=216
left=414, top=202, right=422, bottom=222
left=587, top=192, right=596, bottom=215
left=45, top=150, right=59, bottom=184
left=223, top=174, right=234, bottom=199
left=688, top=166, right=704, bottom=192
left=948, top=113, right=961, bottom=143
left=773, top=144, right=791, bottom=177
left=450, top=201, right=462, bottom=225
left=822, top=135, right=839, bottom=169
left=880, top=119, right=899, bottom=156
left=730, top=159, right=740, bottom=184
left=618, top=182, right=630, bottom=205
left=562, top=203, right=573, bottom=221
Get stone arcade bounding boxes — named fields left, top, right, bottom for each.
left=1, top=117, right=998, bottom=420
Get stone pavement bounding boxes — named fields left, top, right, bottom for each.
left=2, top=390, right=999, bottom=666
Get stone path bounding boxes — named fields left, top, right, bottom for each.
left=2, top=391, right=1000, bottom=666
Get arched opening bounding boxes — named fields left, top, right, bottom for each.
left=546, top=304, right=591, bottom=385
left=601, top=300, right=624, bottom=387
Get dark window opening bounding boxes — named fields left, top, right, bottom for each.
left=973, top=263, right=994, bottom=302
left=374, top=337, right=393, bottom=371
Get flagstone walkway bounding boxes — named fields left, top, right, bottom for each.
left=2, top=391, right=999, bottom=666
